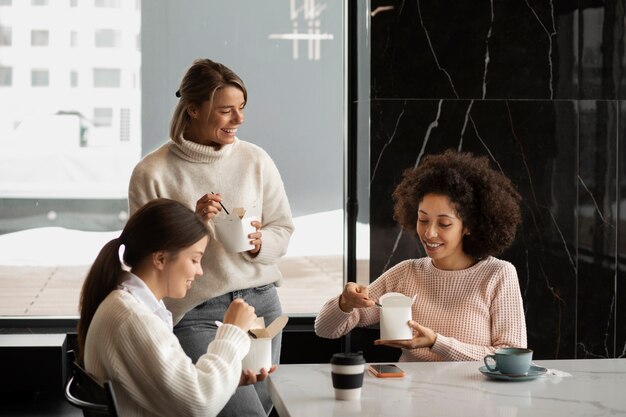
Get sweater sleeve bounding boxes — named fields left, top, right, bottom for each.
left=429, top=262, right=527, bottom=361
left=314, top=263, right=408, bottom=338
left=108, top=314, right=250, bottom=417
left=241, top=150, right=294, bottom=265
left=128, top=157, right=161, bottom=215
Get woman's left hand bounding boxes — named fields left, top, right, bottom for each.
left=247, top=220, right=262, bottom=256
left=239, top=365, right=278, bottom=386
left=373, top=320, right=437, bottom=349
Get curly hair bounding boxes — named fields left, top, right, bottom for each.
left=392, top=150, right=521, bottom=259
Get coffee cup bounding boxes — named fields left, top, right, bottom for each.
left=330, top=352, right=365, bottom=400
left=483, top=347, right=533, bottom=375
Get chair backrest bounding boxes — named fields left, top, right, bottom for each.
left=64, top=360, right=120, bottom=417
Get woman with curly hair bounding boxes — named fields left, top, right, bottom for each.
left=315, top=150, right=526, bottom=361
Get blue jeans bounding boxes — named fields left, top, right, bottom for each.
left=174, top=284, right=282, bottom=417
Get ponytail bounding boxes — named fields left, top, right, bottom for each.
left=76, top=237, right=125, bottom=363
left=76, top=198, right=208, bottom=363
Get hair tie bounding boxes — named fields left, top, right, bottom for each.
left=175, top=90, right=181, bottom=98
left=117, top=243, right=131, bottom=272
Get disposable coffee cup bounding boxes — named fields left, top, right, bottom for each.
left=484, top=347, right=533, bottom=375
left=330, top=352, right=365, bottom=400
left=379, top=292, right=413, bottom=340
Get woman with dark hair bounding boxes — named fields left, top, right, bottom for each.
left=315, top=150, right=526, bottom=361
left=128, top=58, right=293, bottom=416
left=78, top=198, right=265, bottom=417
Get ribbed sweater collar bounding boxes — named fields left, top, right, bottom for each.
left=424, top=256, right=492, bottom=276
left=169, top=136, right=237, bottom=163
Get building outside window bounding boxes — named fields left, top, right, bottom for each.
left=93, top=107, right=113, bottom=127
left=0, top=67, right=11, bottom=86
left=0, top=26, right=12, bottom=46
left=93, top=68, right=121, bottom=88
left=0, top=0, right=345, bottom=319
left=31, top=69, right=49, bottom=86
left=31, top=29, right=49, bottom=47
left=95, top=29, right=121, bottom=48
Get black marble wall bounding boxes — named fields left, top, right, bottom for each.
left=367, top=0, right=625, bottom=359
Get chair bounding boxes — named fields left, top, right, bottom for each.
left=64, top=359, right=120, bottom=417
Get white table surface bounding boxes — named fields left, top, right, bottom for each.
left=268, top=359, right=626, bottom=417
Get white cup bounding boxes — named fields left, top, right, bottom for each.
left=242, top=338, right=272, bottom=375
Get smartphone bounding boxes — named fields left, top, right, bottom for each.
left=368, top=364, right=405, bottom=378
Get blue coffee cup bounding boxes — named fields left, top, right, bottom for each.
left=484, top=347, right=533, bottom=375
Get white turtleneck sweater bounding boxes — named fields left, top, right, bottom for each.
left=128, top=137, right=294, bottom=323
left=315, top=256, right=527, bottom=362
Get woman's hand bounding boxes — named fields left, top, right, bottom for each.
left=195, top=193, right=224, bottom=221
left=223, top=299, right=257, bottom=332
left=374, top=320, right=437, bottom=349
left=247, top=220, right=262, bottom=256
left=338, top=282, right=377, bottom=312
left=239, top=365, right=278, bottom=386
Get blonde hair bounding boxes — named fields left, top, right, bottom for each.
left=170, top=59, right=247, bottom=144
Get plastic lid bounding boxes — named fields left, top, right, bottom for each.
left=330, top=351, right=366, bottom=365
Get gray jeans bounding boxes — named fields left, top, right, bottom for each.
left=174, top=284, right=282, bottom=417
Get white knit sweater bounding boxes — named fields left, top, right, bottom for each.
left=128, top=137, right=294, bottom=323
left=315, top=256, right=527, bottom=361
left=84, top=290, right=251, bottom=417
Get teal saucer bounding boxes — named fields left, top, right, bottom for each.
left=479, top=364, right=548, bottom=381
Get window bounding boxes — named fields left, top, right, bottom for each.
left=0, top=0, right=12, bottom=6
left=31, top=69, right=49, bottom=86
left=93, top=68, right=121, bottom=87
left=0, top=66, right=11, bottom=86
left=0, top=26, right=11, bottom=46
left=31, top=0, right=48, bottom=5
left=70, top=0, right=77, bottom=6
left=93, top=107, right=113, bottom=127
left=95, top=29, right=121, bottom=48
left=0, top=1, right=343, bottom=319
left=0, top=2, right=141, bottom=318
left=31, top=30, right=49, bottom=46
left=95, top=0, right=120, bottom=8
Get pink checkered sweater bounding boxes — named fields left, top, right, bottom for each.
left=315, top=256, right=527, bottom=361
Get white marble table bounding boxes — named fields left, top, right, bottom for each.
left=268, top=359, right=626, bottom=417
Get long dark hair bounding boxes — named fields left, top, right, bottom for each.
left=77, top=198, right=208, bottom=362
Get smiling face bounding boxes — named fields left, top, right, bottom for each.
left=161, top=236, right=208, bottom=299
left=185, top=85, right=245, bottom=149
left=416, top=193, right=473, bottom=270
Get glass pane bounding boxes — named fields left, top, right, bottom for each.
left=141, top=0, right=345, bottom=315
left=93, top=68, right=121, bottom=88
left=95, top=29, right=121, bottom=48
left=0, top=26, right=12, bottom=46
left=0, top=0, right=342, bottom=318
left=31, top=29, right=49, bottom=46
left=0, top=67, right=11, bottom=86
left=0, top=3, right=141, bottom=317
left=31, top=69, right=49, bottom=86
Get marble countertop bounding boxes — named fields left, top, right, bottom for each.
left=268, top=359, right=626, bottom=417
